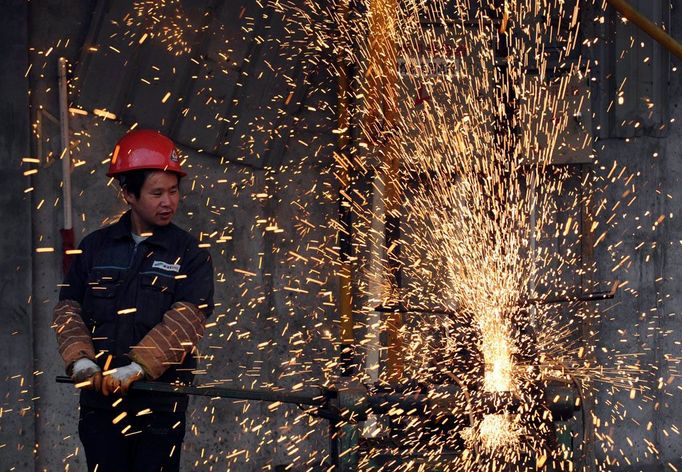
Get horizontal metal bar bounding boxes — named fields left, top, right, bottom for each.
left=368, top=394, right=426, bottom=414
left=374, top=305, right=457, bottom=315
left=528, top=282, right=618, bottom=305
left=533, top=290, right=615, bottom=305
left=56, top=376, right=326, bottom=406
left=375, top=286, right=616, bottom=315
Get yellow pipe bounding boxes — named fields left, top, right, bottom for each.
left=606, top=0, right=682, bottom=60
left=366, top=0, right=402, bottom=381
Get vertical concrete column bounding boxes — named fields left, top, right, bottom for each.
left=0, top=1, right=35, bottom=469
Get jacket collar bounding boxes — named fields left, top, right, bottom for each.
left=109, top=210, right=173, bottom=249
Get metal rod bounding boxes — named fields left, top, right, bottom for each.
left=56, top=376, right=326, bottom=406
left=605, top=0, right=682, bottom=60
left=545, top=290, right=615, bottom=304
left=367, top=393, right=427, bottom=414
left=58, top=57, right=72, bottom=230
left=56, top=377, right=467, bottom=416
left=337, top=0, right=355, bottom=376
left=527, top=282, right=618, bottom=305
left=374, top=305, right=457, bottom=316
left=375, top=283, right=617, bottom=314
left=366, top=0, right=403, bottom=382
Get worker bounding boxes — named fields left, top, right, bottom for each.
left=52, top=129, right=214, bottom=471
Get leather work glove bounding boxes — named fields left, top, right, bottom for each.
left=71, top=358, right=102, bottom=391
left=101, top=362, right=145, bottom=396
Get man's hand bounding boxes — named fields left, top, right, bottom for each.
left=71, top=358, right=102, bottom=391
left=101, top=362, right=145, bottom=396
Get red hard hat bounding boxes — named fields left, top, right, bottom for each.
left=107, top=129, right=186, bottom=177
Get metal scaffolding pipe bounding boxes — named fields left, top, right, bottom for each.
left=336, top=0, right=356, bottom=377
left=366, top=0, right=402, bottom=382
left=605, top=0, right=682, bottom=60
left=56, top=376, right=326, bottom=406
left=58, top=57, right=72, bottom=230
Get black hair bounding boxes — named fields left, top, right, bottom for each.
left=117, top=170, right=182, bottom=199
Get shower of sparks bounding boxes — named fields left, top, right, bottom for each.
left=317, top=0, right=589, bottom=464
left=16, top=0, right=682, bottom=470
left=480, top=313, right=515, bottom=393
left=273, top=0, right=672, bottom=469
left=128, top=0, right=208, bottom=56
left=462, top=413, right=523, bottom=453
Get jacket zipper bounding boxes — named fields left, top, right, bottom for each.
left=115, top=240, right=144, bottom=356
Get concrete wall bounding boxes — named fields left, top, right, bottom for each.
left=0, top=1, right=342, bottom=471
left=587, top=1, right=682, bottom=470
left=590, top=125, right=682, bottom=469
left=0, top=1, right=35, bottom=470
left=28, top=117, right=339, bottom=472
left=3, top=0, right=682, bottom=471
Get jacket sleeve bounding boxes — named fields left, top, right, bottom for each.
left=129, top=245, right=214, bottom=379
left=129, top=302, right=206, bottom=379
left=52, top=300, right=96, bottom=373
left=52, top=241, right=95, bottom=373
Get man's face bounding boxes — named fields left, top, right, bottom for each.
left=124, top=171, right=180, bottom=233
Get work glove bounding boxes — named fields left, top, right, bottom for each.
left=71, top=358, right=102, bottom=391
left=102, top=362, right=145, bottom=396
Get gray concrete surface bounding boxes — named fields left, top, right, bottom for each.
left=587, top=1, right=682, bottom=469
left=0, top=1, right=35, bottom=470
left=2, top=0, right=682, bottom=471
left=6, top=1, right=341, bottom=470
left=28, top=116, right=338, bottom=471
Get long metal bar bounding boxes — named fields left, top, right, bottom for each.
left=579, top=167, right=598, bottom=471
left=56, top=376, right=326, bottom=406
left=605, top=0, right=682, bottom=60
left=337, top=0, right=356, bottom=378
left=56, top=376, right=470, bottom=416
left=373, top=285, right=616, bottom=315
left=57, top=376, right=576, bottom=427
left=57, top=57, right=72, bottom=231
left=527, top=282, right=618, bottom=306
left=374, top=305, right=457, bottom=316
left=335, top=8, right=357, bottom=461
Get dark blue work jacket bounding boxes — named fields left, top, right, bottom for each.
left=60, top=211, right=214, bottom=412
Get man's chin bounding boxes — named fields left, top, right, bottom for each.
left=155, top=216, right=174, bottom=226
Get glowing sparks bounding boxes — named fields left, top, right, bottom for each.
left=463, top=413, right=522, bottom=453
left=282, top=0, right=610, bottom=466
left=22, top=0, right=680, bottom=470
left=130, top=0, right=208, bottom=56
left=481, top=316, right=515, bottom=393
left=93, top=108, right=117, bottom=120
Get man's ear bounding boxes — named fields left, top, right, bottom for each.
left=122, top=187, right=136, bottom=205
